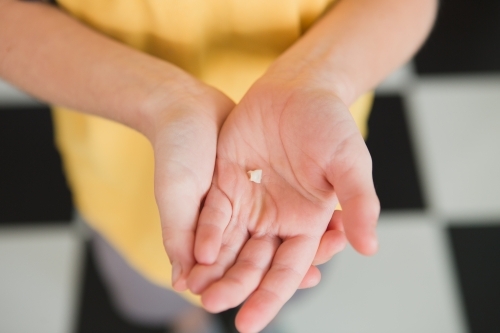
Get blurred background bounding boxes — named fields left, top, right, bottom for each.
left=1, top=0, right=500, bottom=332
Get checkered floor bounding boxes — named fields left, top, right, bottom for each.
left=1, top=1, right=500, bottom=332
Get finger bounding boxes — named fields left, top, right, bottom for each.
left=312, top=230, right=346, bottom=266
left=329, top=209, right=345, bottom=232
left=328, top=140, right=380, bottom=256
left=187, top=228, right=249, bottom=294
left=195, top=185, right=232, bottom=265
left=201, top=235, right=281, bottom=313
left=235, top=235, right=319, bottom=333
left=298, top=265, right=321, bottom=289
left=313, top=210, right=347, bottom=265
left=158, top=179, right=200, bottom=292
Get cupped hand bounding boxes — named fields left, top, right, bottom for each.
left=187, top=77, right=380, bottom=332
left=145, top=82, right=235, bottom=291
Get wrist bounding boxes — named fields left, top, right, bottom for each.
left=139, top=74, right=234, bottom=143
left=264, top=56, right=356, bottom=106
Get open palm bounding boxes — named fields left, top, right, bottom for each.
left=187, top=78, right=380, bottom=333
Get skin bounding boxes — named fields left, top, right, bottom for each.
left=0, top=0, right=437, bottom=332
left=0, top=0, right=234, bottom=290
left=186, top=0, right=437, bottom=331
left=0, top=0, right=335, bottom=291
left=188, top=77, right=374, bottom=319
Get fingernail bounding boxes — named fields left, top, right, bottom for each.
left=172, top=261, right=182, bottom=286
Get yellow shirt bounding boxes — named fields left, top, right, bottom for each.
left=52, top=0, right=373, bottom=304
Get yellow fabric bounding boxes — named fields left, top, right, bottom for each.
left=52, top=0, right=373, bottom=305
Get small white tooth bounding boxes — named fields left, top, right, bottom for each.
left=247, top=169, right=262, bottom=183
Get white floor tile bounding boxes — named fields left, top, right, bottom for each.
left=408, top=77, right=500, bottom=219
left=376, top=62, right=416, bottom=94
left=0, top=226, right=83, bottom=333
left=0, top=79, right=39, bottom=105
left=277, top=214, right=466, bottom=333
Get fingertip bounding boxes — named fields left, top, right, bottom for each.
left=235, top=302, right=277, bottom=333
left=162, top=228, right=197, bottom=292
left=200, top=287, right=227, bottom=313
left=172, top=277, right=188, bottom=292
left=186, top=265, right=211, bottom=295
left=235, top=306, right=261, bottom=333
left=194, top=248, right=216, bottom=266
left=337, top=233, right=348, bottom=252
left=186, top=273, right=203, bottom=295
left=171, top=259, right=196, bottom=292
left=200, top=294, right=217, bottom=313
left=348, top=230, right=378, bottom=256
left=342, top=194, right=380, bottom=256
left=329, top=209, right=344, bottom=231
left=194, top=231, right=220, bottom=265
left=298, top=265, right=321, bottom=289
left=362, top=232, right=379, bottom=256
left=313, top=230, right=347, bottom=265
left=171, top=261, right=193, bottom=292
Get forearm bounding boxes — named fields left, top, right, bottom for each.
left=267, top=0, right=438, bottom=105
left=0, top=0, right=211, bottom=137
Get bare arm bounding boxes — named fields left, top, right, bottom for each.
left=0, top=0, right=228, bottom=137
left=0, top=0, right=236, bottom=292
left=186, top=1, right=438, bottom=331
left=270, top=0, right=438, bottom=105
left=261, top=0, right=439, bottom=256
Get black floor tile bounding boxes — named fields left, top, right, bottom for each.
left=77, top=242, right=238, bottom=333
left=77, top=243, right=165, bottom=333
left=415, top=0, right=500, bottom=74
left=217, top=306, right=239, bottom=333
left=366, top=95, right=425, bottom=210
left=0, top=106, right=73, bottom=223
left=449, top=224, right=500, bottom=333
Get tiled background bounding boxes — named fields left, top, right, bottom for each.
left=1, top=0, right=500, bottom=332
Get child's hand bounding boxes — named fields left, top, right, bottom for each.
left=151, top=79, right=349, bottom=293
left=186, top=76, right=380, bottom=333
left=147, top=83, right=235, bottom=291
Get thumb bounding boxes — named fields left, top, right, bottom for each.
left=327, top=137, right=380, bottom=256
left=156, top=172, right=203, bottom=292
left=153, top=127, right=214, bottom=291
left=151, top=110, right=220, bottom=291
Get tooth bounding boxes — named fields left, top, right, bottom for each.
left=247, top=169, right=263, bottom=183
